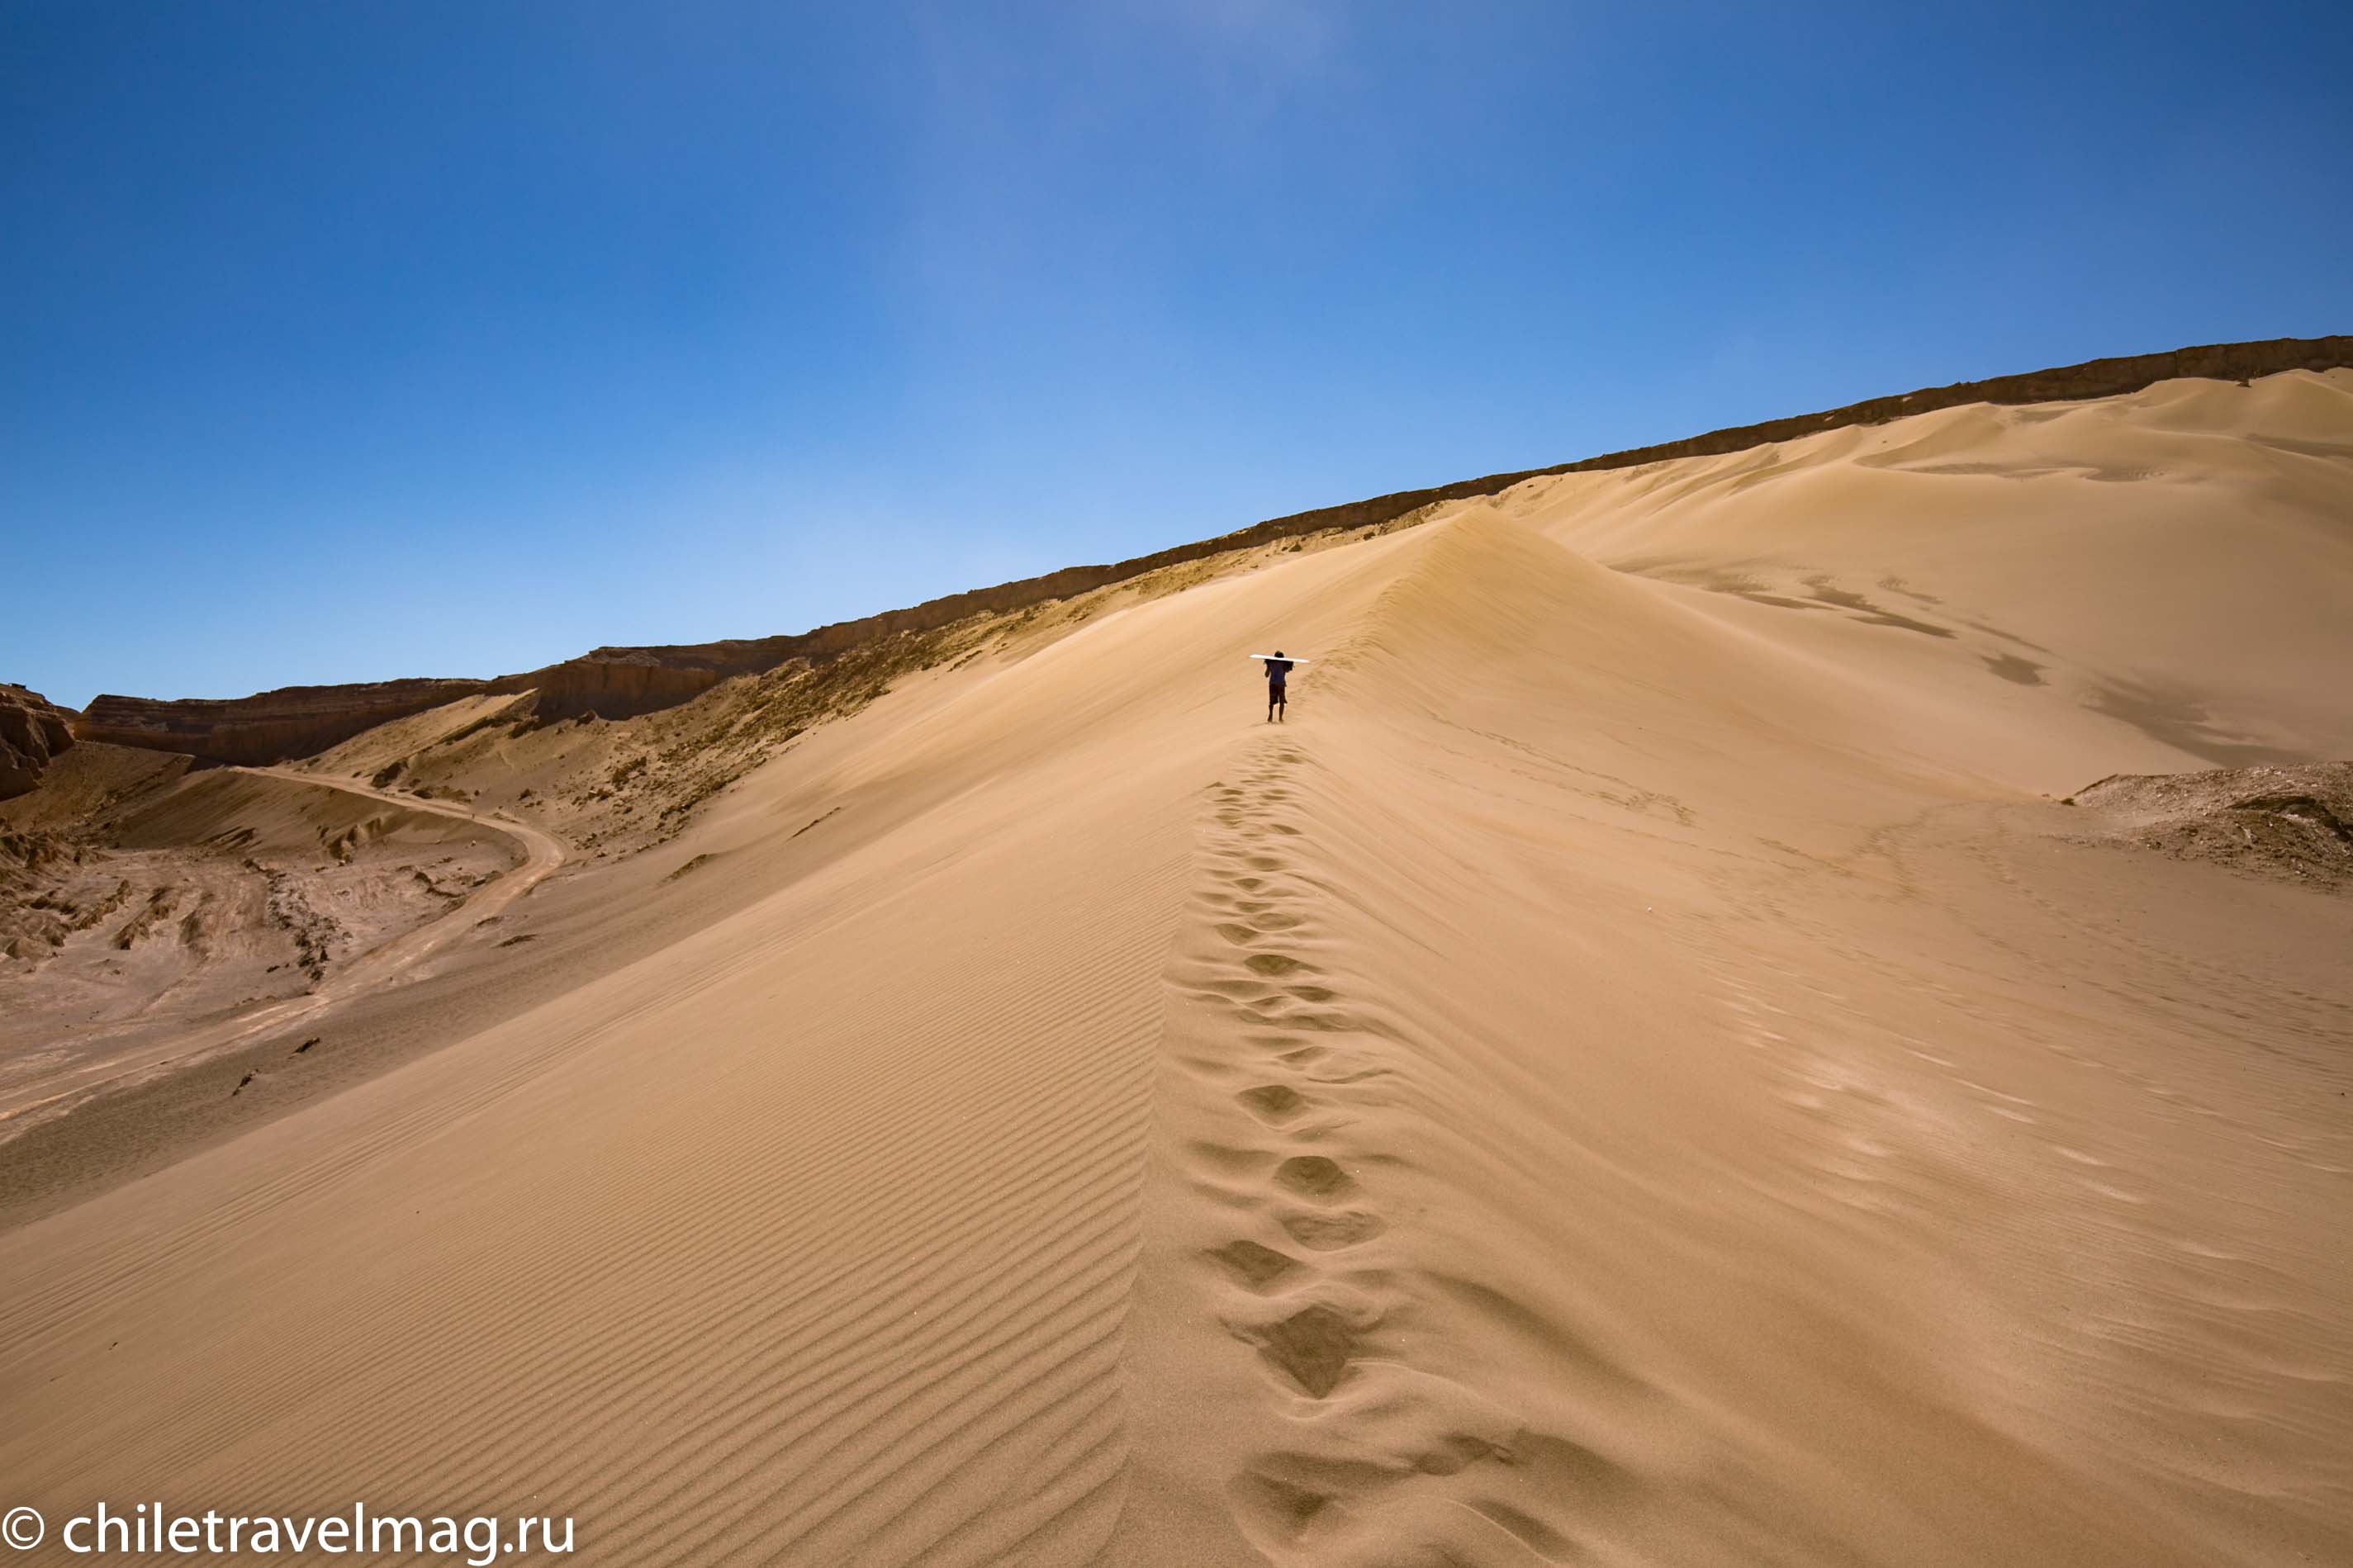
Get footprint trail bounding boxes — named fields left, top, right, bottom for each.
left=1157, top=737, right=1620, bottom=1566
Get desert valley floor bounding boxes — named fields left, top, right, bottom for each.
left=4, top=369, right=2351, bottom=1566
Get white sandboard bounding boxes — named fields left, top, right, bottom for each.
left=1248, top=654, right=1312, bottom=663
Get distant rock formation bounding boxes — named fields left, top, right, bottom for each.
left=62, top=334, right=2353, bottom=767
left=484, top=645, right=784, bottom=721
left=69, top=654, right=757, bottom=766
left=0, top=685, right=78, bottom=799
left=75, top=680, right=488, bottom=767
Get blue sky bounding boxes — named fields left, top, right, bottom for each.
left=5, top=2, right=2348, bottom=708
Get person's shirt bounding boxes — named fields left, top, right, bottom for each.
left=1266, top=658, right=1294, bottom=685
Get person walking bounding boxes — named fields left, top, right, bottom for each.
left=1264, top=651, right=1294, bottom=722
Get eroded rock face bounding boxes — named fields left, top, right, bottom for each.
left=74, top=680, right=490, bottom=767
left=0, top=685, right=78, bottom=799
left=485, top=650, right=747, bottom=721
left=66, top=656, right=750, bottom=762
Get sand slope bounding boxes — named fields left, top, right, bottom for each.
left=2, top=372, right=2350, bottom=1565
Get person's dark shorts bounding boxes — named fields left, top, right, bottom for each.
left=1269, top=681, right=1287, bottom=702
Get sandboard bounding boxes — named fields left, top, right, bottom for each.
left=1248, top=654, right=1312, bottom=663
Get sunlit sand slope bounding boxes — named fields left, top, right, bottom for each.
left=0, top=532, right=1424, bottom=1565
left=3, top=372, right=2350, bottom=1566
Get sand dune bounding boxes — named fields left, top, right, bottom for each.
left=2, top=371, right=2349, bottom=1565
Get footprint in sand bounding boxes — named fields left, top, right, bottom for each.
left=1209, top=1239, right=1305, bottom=1291
left=1189, top=977, right=1275, bottom=999
left=1186, top=742, right=1400, bottom=1444
left=1272, top=1154, right=1357, bottom=1201
left=1238, top=1083, right=1311, bottom=1123
left=1302, top=1063, right=1392, bottom=1086
left=1256, top=1303, right=1359, bottom=1397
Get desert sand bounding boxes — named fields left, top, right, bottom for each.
left=2, top=369, right=2350, bottom=1565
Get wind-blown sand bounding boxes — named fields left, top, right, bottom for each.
left=2, top=371, right=2350, bottom=1565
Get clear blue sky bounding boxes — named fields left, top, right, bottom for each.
left=6, top=2, right=2348, bottom=708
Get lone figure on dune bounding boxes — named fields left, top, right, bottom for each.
left=1262, top=651, right=1294, bottom=723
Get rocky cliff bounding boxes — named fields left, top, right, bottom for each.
left=483, top=643, right=795, bottom=721
left=0, top=685, right=78, bottom=799
left=74, top=680, right=490, bottom=767
left=55, top=334, right=2351, bottom=766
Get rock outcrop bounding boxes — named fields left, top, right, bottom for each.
left=483, top=645, right=785, bottom=721
left=61, top=335, right=2352, bottom=765
left=74, top=680, right=489, bottom=767
left=0, top=685, right=78, bottom=799
left=2068, top=762, right=2353, bottom=889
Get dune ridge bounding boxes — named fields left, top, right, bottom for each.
left=66, top=339, right=2349, bottom=770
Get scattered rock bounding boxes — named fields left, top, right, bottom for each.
left=2067, top=763, right=2353, bottom=889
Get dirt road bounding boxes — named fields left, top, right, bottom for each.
left=0, top=767, right=565, bottom=1130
